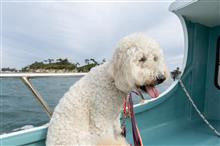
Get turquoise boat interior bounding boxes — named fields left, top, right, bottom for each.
left=1, top=0, right=220, bottom=145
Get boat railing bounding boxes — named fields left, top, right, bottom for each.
left=0, top=73, right=87, bottom=118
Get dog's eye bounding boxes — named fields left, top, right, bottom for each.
left=153, top=56, right=158, bottom=62
left=139, top=56, right=147, bottom=62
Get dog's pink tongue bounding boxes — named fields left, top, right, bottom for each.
left=146, top=86, right=159, bottom=98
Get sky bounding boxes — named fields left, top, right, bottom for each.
left=1, top=1, right=184, bottom=70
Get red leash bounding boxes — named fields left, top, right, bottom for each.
left=122, top=93, right=143, bottom=146
left=121, top=97, right=127, bottom=137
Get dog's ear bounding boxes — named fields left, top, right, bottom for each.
left=108, top=48, right=121, bottom=80
left=107, top=61, right=114, bottom=79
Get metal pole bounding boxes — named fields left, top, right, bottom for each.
left=21, top=76, right=52, bottom=118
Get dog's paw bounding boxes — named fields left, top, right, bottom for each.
left=96, top=136, right=130, bottom=146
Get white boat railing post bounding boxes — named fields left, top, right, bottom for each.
left=21, top=76, right=53, bottom=118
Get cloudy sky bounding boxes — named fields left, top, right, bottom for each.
left=2, top=1, right=184, bottom=70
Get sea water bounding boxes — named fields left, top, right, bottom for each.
left=0, top=76, right=173, bottom=134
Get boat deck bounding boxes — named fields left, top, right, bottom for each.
left=1, top=118, right=220, bottom=145
left=126, top=119, right=220, bottom=146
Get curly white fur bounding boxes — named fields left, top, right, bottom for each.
left=46, top=33, right=169, bottom=146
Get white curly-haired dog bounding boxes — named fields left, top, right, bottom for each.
left=46, top=33, right=169, bottom=146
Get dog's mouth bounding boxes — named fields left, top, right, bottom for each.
left=139, top=85, right=159, bottom=98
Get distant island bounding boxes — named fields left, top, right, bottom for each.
left=1, top=59, right=182, bottom=78
left=1, top=58, right=106, bottom=73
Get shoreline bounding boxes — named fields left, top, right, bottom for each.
left=0, top=69, right=86, bottom=74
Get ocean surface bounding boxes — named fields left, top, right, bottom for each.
left=0, top=76, right=173, bottom=134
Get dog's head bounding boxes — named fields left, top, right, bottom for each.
left=108, top=33, right=169, bottom=97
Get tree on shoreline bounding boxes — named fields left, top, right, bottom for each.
left=20, top=58, right=106, bottom=73
left=1, top=67, right=17, bottom=72
left=85, top=59, right=90, bottom=65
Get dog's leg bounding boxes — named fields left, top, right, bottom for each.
left=96, top=136, right=129, bottom=146
left=113, top=116, right=123, bottom=137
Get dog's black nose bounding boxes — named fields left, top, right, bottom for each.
left=156, top=74, right=166, bottom=84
